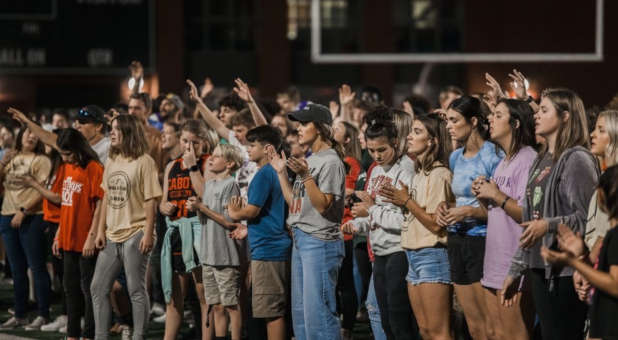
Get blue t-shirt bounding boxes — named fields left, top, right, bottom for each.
left=447, top=141, right=503, bottom=236
left=247, top=164, right=292, bottom=261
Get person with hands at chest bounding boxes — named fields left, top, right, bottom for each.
left=436, top=95, right=503, bottom=340
left=379, top=114, right=455, bottom=340
left=227, top=125, right=292, bottom=340
left=505, top=88, right=600, bottom=340
left=269, top=103, right=346, bottom=340
left=89, top=115, right=162, bottom=340
left=341, top=113, right=418, bottom=340
left=186, top=144, right=244, bottom=340
left=0, top=125, right=52, bottom=331
left=470, top=99, right=537, bottom=340
left=18, top=128, right=103, bottom=340
left=159, top=119, right=214, bottom=340
left=540, top=166, right=618, bottom=340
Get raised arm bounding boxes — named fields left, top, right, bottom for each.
left=234, top=78, right=267, bottom=127
left=186, top=79, right=231, bottom=140
left=8, top=108, right=59, bottom=151
left=128, top=61, right=144, bottom=95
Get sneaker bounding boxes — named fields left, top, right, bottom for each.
left=59, top=324, right=67, bottom=333
left=0, top=316, right=29, bottom=329
left=153, top=313, right=166, bottom=323
left=120, top=325, right=132, bottom=340
left=24, top=316, right=48, bottom=331
left=7, top=308, right=14, bottom=316
left=41, top=315, right=67, bottom=332
left=151, top=302, right=165, bottom=316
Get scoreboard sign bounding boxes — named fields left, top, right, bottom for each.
left=0, top=0, right=154, bottom=74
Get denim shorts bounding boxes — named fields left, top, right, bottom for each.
left=405, top=247, right=451, bottom=285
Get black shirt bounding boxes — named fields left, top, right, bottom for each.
left=589, top=226, right=618, bottom=339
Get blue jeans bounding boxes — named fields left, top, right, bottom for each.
left=0, top=214, right=51, bottom=319
left=291, top=228, right=344, bottom=340
left=366, top=275, right=387, bottom=340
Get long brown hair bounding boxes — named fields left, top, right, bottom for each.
left=340, top=121, right=362, bottom=160
left=414, top=114, right=452, bottom=174
left=540, top=88, right=589, bottom=162
left=314, top=122, right=345, bottom=161
left=109, top=114, right=149, bottom=160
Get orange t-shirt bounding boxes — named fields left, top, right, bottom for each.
left=54, top=161, right=104, bottom=252
left=43, top=167, right=63, bottom=224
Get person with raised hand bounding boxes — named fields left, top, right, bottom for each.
left=269, top=103, right=346, bottom=340
left=505, top=88, right=600, bottom=340
left=380, top=113, right=455, bottom=340
left=471, top=98, right=537, bottom=340
left=338, top=84, right=356, bottom=124
left=0, top=123, right=52, bottom=331
left=90, top=114, right=162, bottom=340
left=541, top=165, right=618, bottom=340
left=233, top=78, right=268, bottom=127
left=436, top=95, right=504, bottom=340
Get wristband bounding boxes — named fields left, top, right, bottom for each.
left=302, top=175, right=313, bottom=183
left=500, top=196, right=510, bottom=209
left=526, top=96, right=534, bottom=103
left=189, top=164, right=199, bottom=172
left=403, top=195, right=412, bottom=207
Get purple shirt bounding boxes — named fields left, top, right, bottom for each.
left=481, top=146, right=537, bottom=289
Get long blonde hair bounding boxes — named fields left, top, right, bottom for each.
left=109, top=115, right=148, bottom=160
left=598, top=110, right=618, bottom=166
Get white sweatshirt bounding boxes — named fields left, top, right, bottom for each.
left=351, top=155, right=414, bottom=256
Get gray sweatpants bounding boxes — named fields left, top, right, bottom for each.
left=90, top=230, right=150, bottom=340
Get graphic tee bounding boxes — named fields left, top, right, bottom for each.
left=102, top=154, right=162, bottom=243
left=54, top=161, right=104, bottom=252
left=286, top=148, right=345, bottom=240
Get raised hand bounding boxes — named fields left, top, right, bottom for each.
left=270, top=151, right=288, bottom=175
left=186, top=79, right=201, bottom=103
left=233, top=78, right=254, bottom=103
left=129, top=60, right=144, bottom=79
left=485, top=73, right=506, bottom=108
left=7, top=107, right=29, bottom=125
left=508, top=69, right=528, bottom=100
left=200, top=77, right=214, bottom=98
left=329, top=101, right=340, bottom=118
left=183, top=142, right=197, bottom=168
left=339, top=84, right=356, bottom=106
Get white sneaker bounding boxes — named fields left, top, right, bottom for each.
left=153, top=313, right=166, bottom=323
left=0, top=316, right=29, bottom=329
left=121, top=325, right=132, bottom=340
left=24, top=316, right=48, bottom=331
left=151, top=302, right=165, bottom=316
left=41, top=315, right=67, bottom=332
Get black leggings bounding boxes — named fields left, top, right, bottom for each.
left=529, top=269, right=587, bottom=340
left=63, top=251, right=97, bottom=338
left=373, top=251, right=419, bottom=340
left=337, top=240, right=358, bottom=330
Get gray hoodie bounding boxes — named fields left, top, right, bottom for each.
left=508, top=146, right=600, bottom=280
left=351, top=155, right=415, bottom=256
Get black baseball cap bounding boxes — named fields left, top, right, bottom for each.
left=288, top=103, right=332, bottom=125
left=77, top=105, right=106, bottom=124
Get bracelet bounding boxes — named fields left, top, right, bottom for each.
left=500, top=196, right=510, bottom=209
left=189, top=164, right=199, bottom=172
left=302, top=174, right=313, bottom=183
left=403, top=195, right=412, bottom=207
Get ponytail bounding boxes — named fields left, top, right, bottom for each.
left=315, top=122, right=345, bottom=161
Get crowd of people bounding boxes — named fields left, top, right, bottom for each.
left=0, top=62, right=616, bottom=340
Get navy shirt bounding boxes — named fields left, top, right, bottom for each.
left=247, top=164, right=291, bottom=261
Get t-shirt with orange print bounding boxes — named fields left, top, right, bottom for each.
left=43, top=166, right=63, bottom=224
left=53, top=161, right=104, bottom=252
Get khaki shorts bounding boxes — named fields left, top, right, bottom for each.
left=251, top=260, right=289, bottom=318
left=202, top=265, right=240, bottom=306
